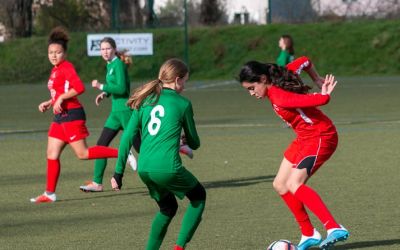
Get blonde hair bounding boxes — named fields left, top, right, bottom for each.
left=128, top=58, right=188, bottom=109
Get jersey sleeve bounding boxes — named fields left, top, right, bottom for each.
left=114, top=109, right=140, bottom=174
left=268, top=87, right=330, bottom=108
left=182, top=102, right=200, bottom=150
left=64, top=64, right=85, bottom=95
left=286, top=56, right=312, bottom=75
left=103, top=62, right=128, bottom=95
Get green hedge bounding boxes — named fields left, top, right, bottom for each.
left=0, top=19, right=399, bottom=85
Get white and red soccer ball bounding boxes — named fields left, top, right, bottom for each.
left=267, top=239, right=298, bottom=250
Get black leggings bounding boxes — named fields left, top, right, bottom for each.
left=97, top=127, right=141, bottom=153
left=156, top=183, right=206, bottom=218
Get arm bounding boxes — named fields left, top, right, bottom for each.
left=114, top=109, right=140, bottom=175
left=53, top=89, right=79, bottom=113
left=286, top=56, right=324, bottom=89
left=102, top=62, right=128, bottom=95
left=182, top=103, right=200, bottom=150
left=269, top=86, right=330, bottom=108
left=38, top=99, right=52, bottom=113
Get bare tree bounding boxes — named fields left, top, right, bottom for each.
left=199, top=0, right=226, bottom=25
left=0, top=0, right=33, bottom=39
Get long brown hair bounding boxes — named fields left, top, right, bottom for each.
left=239, top=61, right=311, bottom=94
left=127, top=58, right=189, bottom=109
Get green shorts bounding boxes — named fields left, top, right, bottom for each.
left=103, top=110, right=132, bottom=131
left=138, top=167, right=199, bottom=201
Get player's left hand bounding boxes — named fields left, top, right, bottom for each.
left=111, top=173, right=123, bottom=191
left=321, top=74, right=337, bottom=95
left=53, top=97, right=64, bottom=113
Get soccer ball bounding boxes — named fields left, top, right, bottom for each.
left=267, top=239, right=298, bottom=250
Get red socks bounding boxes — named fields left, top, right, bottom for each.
left=88, top=146, right=118, bottom=159
left=294, top=184, right=340, bottom=230
left=46, top=159, right=60, bottom=192
left=281, top=192, right=314, bottom=236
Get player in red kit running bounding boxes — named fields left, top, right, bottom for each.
left=238, top=57, right=349, bottom=250
left=30, top=27, right=119, bottom=203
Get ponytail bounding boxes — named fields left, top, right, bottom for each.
left=128, top=58, right=188, bottom=109
left=265, top=63, right=310, bottom=94
left=116, top=50, right=133, bottom=67
left=127, top=79, right=162, bottom=109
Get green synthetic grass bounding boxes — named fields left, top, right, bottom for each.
left=1, top=77, right=400, bottom=249
left=1, top=19, right=400, bottom=85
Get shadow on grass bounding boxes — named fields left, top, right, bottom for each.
left=334, top=239, right=400, bottom=249
left=307, top=239, right=400, bottom=249
left=57, top=175, right=275, bottom=203
left=57, top=187, right=149, bottom=202
left=203, top=175, right=275, bottom=189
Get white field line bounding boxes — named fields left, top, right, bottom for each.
left=2, top=119, right=400, bottom=135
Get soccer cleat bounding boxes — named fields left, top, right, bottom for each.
left=174, top=245, right=184, bottom=250
left=127, top=150, right=137, bottom=171
left=79, top=181, right=103, bottom=192
left=30, top=192, right=56, bottom=203
left=319, top=225, right=349, bottom=249
left=297, top=229, right=322, bottom=250
left=179, top=144, right=193, bottom=159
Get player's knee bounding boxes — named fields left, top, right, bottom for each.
left=186, top=183, right=206, bottom=202
left=272, top=178, right=287, bottom=194
left=75, top=150, right=88, bottom=160
left=158, top=194, right=178, bottom=218
left=286, top=180, right=302, bottom=194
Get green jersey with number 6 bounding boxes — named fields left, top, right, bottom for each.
left=115, top=88, right=200, bottom=174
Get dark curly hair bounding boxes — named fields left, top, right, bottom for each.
left=48, top=26, right=69, bottom=51
left=238, top=61, right=311, bottom=94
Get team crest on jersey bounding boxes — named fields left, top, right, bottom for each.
left=109, top=69, right=114, bottom=75
left=51, top=72, right=56, bottom=78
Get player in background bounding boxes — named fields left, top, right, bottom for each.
left=276, top=34, right=295, bottom=67
left=30, top=27, right=119, bottom=203
left=79, top=37, right=140, bottom=192
left=238, top=56, right=349, bottom=250
left=112, top=58, right=206, bottom=250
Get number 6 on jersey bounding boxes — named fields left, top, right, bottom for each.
left=148, top=105, right=165, bottom=135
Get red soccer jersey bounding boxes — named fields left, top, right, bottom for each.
left=47, top=60, right=85, bottom=113
left=266, top=86, right=336, bottom=139
left=265, top=56, right=337, bottom=139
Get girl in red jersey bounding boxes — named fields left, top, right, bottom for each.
left=238, top=57, right=349, bottom=250
left=30, top=27, right=119, bottom=203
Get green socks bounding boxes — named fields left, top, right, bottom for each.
left=146, top=212, right=173, bottom=250
left=93, top=159, right=107, bottom=184
left=176, top=200, right=206, bottom=247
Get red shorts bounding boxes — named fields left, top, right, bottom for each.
left=284, top=134, right=338, bottom=176
left=48, top=120, right=89, bottom=143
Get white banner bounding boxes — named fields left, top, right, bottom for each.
left=87, top=33, right=153, bottom=56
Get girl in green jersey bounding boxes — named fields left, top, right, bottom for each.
left=112, top=58, right=206, bottom=250
left=276, top=34, right=295, bottom=67
left=80, top=37, right=139, bottom=192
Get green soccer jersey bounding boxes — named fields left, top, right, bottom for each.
left=276, top=50, right=294, bottom=67
left=115, top=88, right=200, bottom=174
left=102, top=57, right=131, bottom=112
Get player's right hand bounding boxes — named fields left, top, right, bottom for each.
left=38, top=100, right=51, bottom=113
left=95, top=92, right=106, bottom=106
